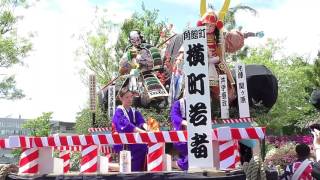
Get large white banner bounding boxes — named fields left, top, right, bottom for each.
left=235, top=64, right=250, bottom=118
left=183, top=26, right=213, bottom=169
left=108, top=85, right=116, bottom=119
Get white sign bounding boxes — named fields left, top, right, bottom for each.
left=119, top=150, right=131, bottom=173
left=89, top=75, right=96, bottom=111
left=235, top=64, right=250, bottom=118
left=219, top=74, right=229, bottom=119
left=183, top=26, right=213, bottom=169
left=108, top=85, right=116, bottom=119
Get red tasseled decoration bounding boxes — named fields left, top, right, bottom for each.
left=197, top=20, right=203, bottom=27
left=216, top=20, right=223, bottom=30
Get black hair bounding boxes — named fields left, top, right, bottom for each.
left=295, top=143, right=310, bottom=159
left=214, top=27, right=220, bottom=44
left=118, top=87, right=131, bottom=98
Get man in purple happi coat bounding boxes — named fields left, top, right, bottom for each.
left=112, top=88, right=148, bottom=171
left=171, top=98, right=188, bottom=170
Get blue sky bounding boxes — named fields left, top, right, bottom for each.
left=1, top=0, right=320, bottom=122
left=87, top=0, right=284, bottom=32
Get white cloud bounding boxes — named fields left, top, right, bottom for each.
left=235, top=0, right=320, bottom=59
left=164, top=0, right=320, bottom=59
left=0, top=0, right=132, bottom=122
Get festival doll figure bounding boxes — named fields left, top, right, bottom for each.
left=119, top=31, right=162, bottom=90
left=119, top=30, right=154, bottom=74
left=196, top=9, right=244, bottom=102
left=196, top=9, right=223, bottom=86
left=118, top=30, right=167, bottom=104
left=170, top=96, right=188, bottom=170
left=112, top=87, right=148, bottom=171
left=119, top=30, right=147, bottom=92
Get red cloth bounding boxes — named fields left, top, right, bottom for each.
left=293, top=161, right=313, bottom=180
left=288, top=161, right=313, bottom=180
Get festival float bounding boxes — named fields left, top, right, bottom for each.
left=0, top=0, right=278, bottom=179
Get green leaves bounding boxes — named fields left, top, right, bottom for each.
left=223, top=4, right=257, bottom=31
left=0, top=75, right=24, bottom=99
left=84, top=34, right=116, bottom=85
left=0, top=10, right=16, bottom=34
left=0, top=0, right=32, bottom=100
left=74, top=109, right=92, bottom=134
left=306, top=52, right=320, bottom=88
left=22, top=112, right=52, bottom=137
left=242, top=40, right=315, bottom=134
left=76, top=12, right=117, bottom=86
left=74, top=108, right=110, bottom=134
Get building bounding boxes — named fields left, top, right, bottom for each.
left=0, top=117, right=28, bottom=164
left=0, top=117, right=76, bottom=164
left=0, top=117, right=76, bottom=138
left=0, top=117, right=28, bottom=138
left=50, top=121, right=76, bottom=135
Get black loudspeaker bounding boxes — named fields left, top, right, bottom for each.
left=311, top=89, right=320, bottom=110
left=233, top=64, right=278, bottom=110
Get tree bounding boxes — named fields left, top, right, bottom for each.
left=242, top=39, right=315, bottom=134
left=223, top=4, right=257, bottom=31
left=75, top=10, right=117, bottom=130
left=75, top=9, right=118, bottom=86
left=74, top=108, right=92, bottom=134
left=74, top=108, right=109, bottom=134
left=0, top=0, right=32, bottom=99
left=22, top=112, right=52, bottom=137
left=306, top=51, right=320, bottom=88
left=12, top=112, right=52, bottom=159
left=306, top=52, right=320, bottom=111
